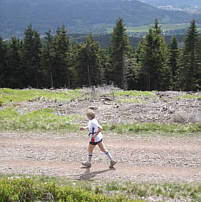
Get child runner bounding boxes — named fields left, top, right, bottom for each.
left=80, top=109, right=116, bottom=168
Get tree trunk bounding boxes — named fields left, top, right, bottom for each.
left=50, top=70, right=54, bottom=89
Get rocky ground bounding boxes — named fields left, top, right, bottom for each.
left=13, top=87, right=201, bottom=125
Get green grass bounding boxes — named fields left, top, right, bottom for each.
left=1, top=175, right=201, bottom=202
left=0, top=106, right=200, bottom=135
left=0, top=177, right=141, bottom=202
left=112, top=90, right=156, bottom=97
left=117, top=98, right=144, bottom=104
left=107, top=23, right=201, bottom=33
left=103, top=122, right=201, bottom=135
left=0, top=88, right=82, bottom=104
left=0, top=107, right=83, bottom=131
left=179, top=94, right=201, bottom=100
left=106, top=90, right=155, bottom=103
left=127, top=23, right=190, bottom=33
left=0, top=107, right=200, bottom=134
left=103, top=181, right=201, bottom=202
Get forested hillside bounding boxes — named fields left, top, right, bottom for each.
left=0, top=0, right=196, bottom=38
left=69, top=33, right=185, bottom=48
left=0, top=18, right=201, bottom=91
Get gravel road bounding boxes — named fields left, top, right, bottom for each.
left=0, top=132, right=201, bottom=182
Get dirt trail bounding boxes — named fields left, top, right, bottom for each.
left=0, top=132, right=201, bottom=182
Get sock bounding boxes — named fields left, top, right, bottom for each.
left=88, top=154, right=92, bottom=163
left=105, top=151, right=113, bottom=161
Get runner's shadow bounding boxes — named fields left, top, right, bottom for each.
left=78, top=167, right=115, bottom=180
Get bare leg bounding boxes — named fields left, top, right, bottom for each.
left=98, top=142, right=113, bottom=161
left=87, top=144, right=96, bottom=163
left=98, top=142, right=107, bottom=153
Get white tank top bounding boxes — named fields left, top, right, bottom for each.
left=88, top=119, right=103, bottom=142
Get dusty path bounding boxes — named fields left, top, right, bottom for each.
left=0, top=132, right=201, bottom=182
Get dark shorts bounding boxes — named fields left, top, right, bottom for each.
left=89, top=139, right=102, bottom=145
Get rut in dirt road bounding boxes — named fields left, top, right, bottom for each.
left=0, top=133, right=201, bottom=182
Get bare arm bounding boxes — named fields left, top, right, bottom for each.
left=80, top=126, right=88, bottom=131
left=93, top=126, right=102, bottom=137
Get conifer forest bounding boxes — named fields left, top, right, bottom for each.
left=0, top=18, right=201, bottom=91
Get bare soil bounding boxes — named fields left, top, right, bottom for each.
left=1, top=132, right=201, bottom=183
left=14, top=88, right=201, bottom=125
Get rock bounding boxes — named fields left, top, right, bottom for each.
left=88, top=106, right=97, bottom=110
left=101, top=97, right=113, bottom=101
left=172, top=112, right=199, bottom=124
left=103, top=101, right=112, bottom=105
left=171, top=112, right=188, bottom=123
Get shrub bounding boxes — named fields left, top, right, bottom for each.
left=0, top=177, right=141, bottom=202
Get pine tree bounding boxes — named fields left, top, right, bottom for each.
left=67, top=43, right=81, bottom=88
left=22, top=24, right=41, bottom=87
left=111, top=18, right=130, bottom=89
left=180, top=19, right=200, bottom=91
left=52, top=25, right=70, bottom=88
left=102, top=47, right=113, bottom=85
left=138, top=19, right=170, bottom=90
left=76, top=35, right=102, bottom=87
left=197, top=36, right=201, bottom=89
left=41, top=30, right=55, bottom=88
left=7, top=37, right=23, bottom=88
left=168, top=36, right=180, bottom=90
left=0, top=37, right=8, bottom=87
left=126, top=55, right=140, bottom=90
left=135, top=38, right=145, bottom=64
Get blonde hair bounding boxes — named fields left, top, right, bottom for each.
left=87, top=109, right=95, bottom=119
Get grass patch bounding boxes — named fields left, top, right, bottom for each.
left=179, top=94, right=201, bottom=100
left=126, top=23, right=190, bottom=33
left=104, top=181, right=201, bottom=201
left=0, top=107, right=200, bottom=134
left=0, top=177, right=141, bottom=202
left=117, top=98, right=144, bottom=104
left=0, top=107, right=82, bottom=131
left=103, top=122, right=201, bottom=134
left=0, top=88, right=82, bottom=104
left=107, top=23, right=201, bottom=33
left=112, top=90, right=156, bottom=97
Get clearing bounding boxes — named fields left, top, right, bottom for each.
left=0, top=87, right=201, bottom=201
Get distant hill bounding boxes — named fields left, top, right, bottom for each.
left=140, top=0, right=201, bottom=8
left=0, top=0, right=199, bottom=38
